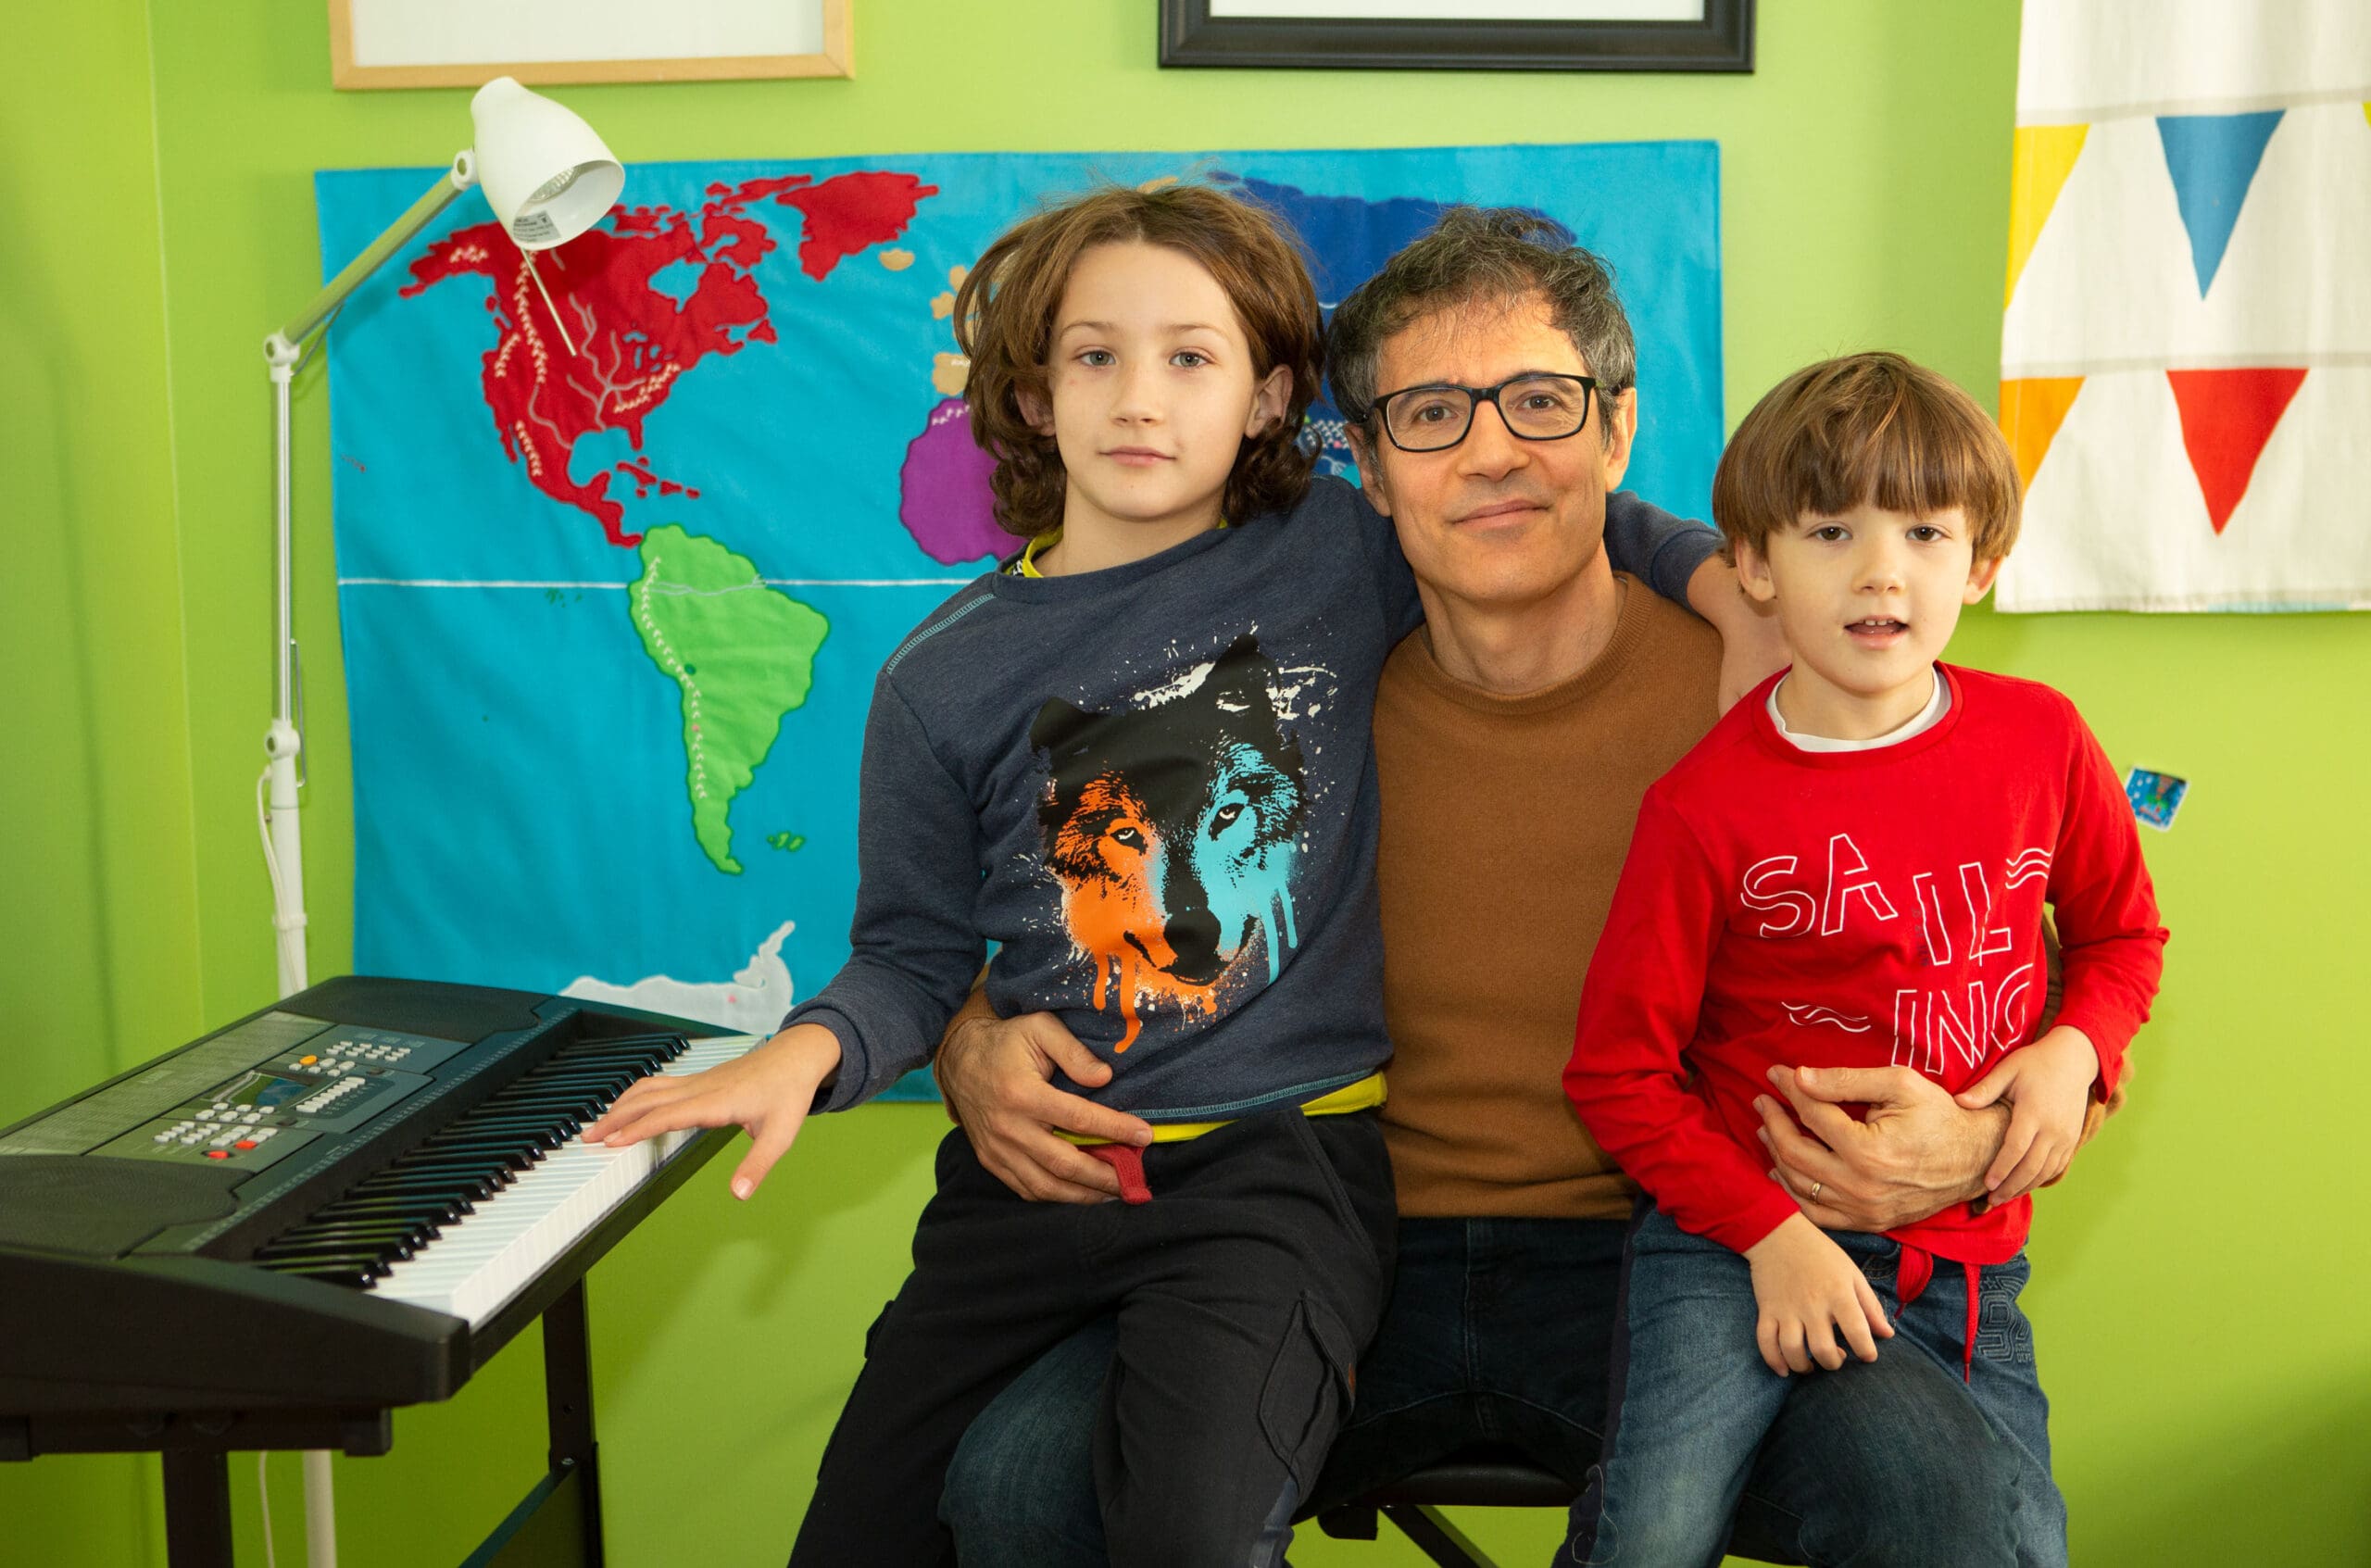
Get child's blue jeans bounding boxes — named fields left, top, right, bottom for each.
left=1565, top=1205, right=2066, bottom=1568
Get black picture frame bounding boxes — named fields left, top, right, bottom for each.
left=1158, top=1, right=1754, bottom=73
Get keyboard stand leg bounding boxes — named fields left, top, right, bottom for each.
left=161, top=1449, right=234, bottom=1568
left=544, top=1279, right=606, bottom=1568
left=464, top=1282, right=608, bottom=1568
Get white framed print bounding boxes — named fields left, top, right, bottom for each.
left=331, top=0, right=853, bottom=89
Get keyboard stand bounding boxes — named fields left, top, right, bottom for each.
left=464, top=1280, right=606, bottom=1568
left=148, top=1278, right=608, bottom=1568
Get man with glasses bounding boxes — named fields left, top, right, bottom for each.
left=935, top=208, right=2067, bottom=1565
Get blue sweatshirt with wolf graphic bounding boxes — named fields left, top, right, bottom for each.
left=786, top=476, right=1718, bottom=1121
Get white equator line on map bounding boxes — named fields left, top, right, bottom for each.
left=337, top=577, right=974, bottom=588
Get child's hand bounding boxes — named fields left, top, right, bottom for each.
left=580, top=1022, right=842, bottom=1200
left=1742, top=1213, right=1893, bottom=1375
left=1951, top=1025, right=2100, bottom=1205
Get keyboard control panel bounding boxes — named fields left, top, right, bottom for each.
left=82, top=1023, right=469, bottom=1174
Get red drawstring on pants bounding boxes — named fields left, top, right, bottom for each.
left=1085, top=1143, right=1152, bottom=1205
left=1894, top=1244, right=1981, bottom=1383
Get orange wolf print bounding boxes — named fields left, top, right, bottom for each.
left=1029, top=634, right=1308, bottom=1052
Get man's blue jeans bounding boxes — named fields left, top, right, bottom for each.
left=942, top=1216, right=2029, bottom=1566
left=1568, top=1207, right=2063, bottom=1568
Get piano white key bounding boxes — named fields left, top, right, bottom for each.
left=370, top=1035, right=759, bottom=1325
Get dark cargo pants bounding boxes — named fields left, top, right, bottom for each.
left=789, top=1107, right=1395, bottom=1567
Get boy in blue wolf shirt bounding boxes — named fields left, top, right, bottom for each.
left=586, top=187, right=1714, bottom=1564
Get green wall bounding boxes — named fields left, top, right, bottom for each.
left=5, top=1, right=2364, bottom=1562
left=2, top=2, right=197, bottom=1561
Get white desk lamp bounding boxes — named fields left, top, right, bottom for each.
left=258, top=75, right=621, bottom=998
left=254, top=75, right=621, bottom=1566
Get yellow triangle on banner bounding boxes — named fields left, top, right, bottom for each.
left=2000, top=377, right=2086, bottom=491
left=2004, top=124, right=2089, bottom=309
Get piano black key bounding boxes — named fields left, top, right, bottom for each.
left=445, top=1104, right=586, bottom=1127
left=258, top=1250, right=393, bottom=1280
left=414, top=1135, right=558, bottom=1157
left=484, top=1079, right=612, bottom=1097
left=507, top=1068, right=633, bottom=1087
left=408, top=1138, right=545, bottom=1171
left=374, top=1143, right=523, bottom=1167
left=257, top=1236, right=420, bottom=1265
left=263, top=1261, right=381, bottom=1289
left=549, top=1038, right=685, bottom=1064
left=437, top=1105, right=570, bottom=1124
left=269, top=1220, right=438, bottom=1246
left=412, top=1128, right=546, bottom=1149
left=426, top=1112, right=572, bottom=1131
left=475, top=1093, right=607, bottom=1118
left=411, top=1130, right=570, bottom=1159
left=522, top=1061, right=649, bottom=1083
left=409, top=1151, right=543, bottom=1178
left=347, top=1173, right=507, bottom=1201
left=420, top=1124, right=557, bottom=1148
left=355, top=1174, right=504, bottom=1199
left=314, top=1194, right=474, bottom=1220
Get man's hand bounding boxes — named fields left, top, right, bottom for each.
left=1753, top=1064, right=2010, bottom=1232
left=580, top=1022, right=842, bottom=1201
left=1743, top=1213, right=1893, bottom=1375
left=936, top=1010, right=1153, bottom=1204
left=1685, top=555, right=1790, bottom=713
left=1952, top=1026, right=2101, bottom=1205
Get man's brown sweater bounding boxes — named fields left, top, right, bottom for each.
left=1374, top=574, right=1721, bottom=1219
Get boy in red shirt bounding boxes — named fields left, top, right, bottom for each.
left=1562, top=353, right=2165, bottom=1568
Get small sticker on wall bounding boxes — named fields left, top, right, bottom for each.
left=2125, top=767, right=2189, bottom=831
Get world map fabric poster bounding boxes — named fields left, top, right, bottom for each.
left=320, top=143, right=1723, bottom=1098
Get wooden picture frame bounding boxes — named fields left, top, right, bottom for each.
left=330, top=0, right=853, bottom=89
left=1158, top=0, right=1753, bottom=73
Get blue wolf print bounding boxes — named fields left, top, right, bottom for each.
left=1029, top=633, right=1308, bottom=1051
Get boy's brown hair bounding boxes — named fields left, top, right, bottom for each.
left=1713, top=352, right=2023, bottom=562
left=953, top=183, right=1323, bottom=540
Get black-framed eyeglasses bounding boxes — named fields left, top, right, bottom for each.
left=1363, top=373, right=1599, bottom=454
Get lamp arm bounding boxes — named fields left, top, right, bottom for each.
left=255, top=148, right=479, bottom=1008
left=264, top=151, right=477, bottom=363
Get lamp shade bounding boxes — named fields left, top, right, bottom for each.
left=469, top=76, right=624, bottom=251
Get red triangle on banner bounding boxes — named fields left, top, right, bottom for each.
left=2164, top=368, right=2307, bottom=533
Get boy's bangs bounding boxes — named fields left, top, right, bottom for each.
left=1800, top=394, right=2000, bottom=521
left=1779, top=366, right=2020, bottom=554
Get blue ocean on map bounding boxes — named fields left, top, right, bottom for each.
left=319, top=144, right=1722, bottom=1098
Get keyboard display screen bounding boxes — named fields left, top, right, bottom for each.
left=207, top=1070, right=314, bottom=1112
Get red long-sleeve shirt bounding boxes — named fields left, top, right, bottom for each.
left=1565, top=666, right=2166, bottom=1265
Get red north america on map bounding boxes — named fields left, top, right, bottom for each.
left=402, top=170, right=936, bottom=547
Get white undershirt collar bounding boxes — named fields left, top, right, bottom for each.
left=1767, top=668, right=1950, bottom=753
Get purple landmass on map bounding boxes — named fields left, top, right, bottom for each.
left=897, top=397, right=1009, bottom=564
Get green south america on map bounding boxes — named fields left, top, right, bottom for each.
left=629, top=524, right=830, bottom=874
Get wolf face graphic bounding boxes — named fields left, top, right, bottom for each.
left=1031, top=634, right=1307, bottom=1051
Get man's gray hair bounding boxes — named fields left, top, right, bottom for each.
left=1325, top=207, right=1637, bottom=431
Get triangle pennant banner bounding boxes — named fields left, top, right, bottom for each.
left=2155, top=110, right=2285, bottom=295
left=1999, top=376, right=2086, bottom=491
left=2003, top=125, right=2089, bottom=308
left=2164, top=368, right=2308, bottom=534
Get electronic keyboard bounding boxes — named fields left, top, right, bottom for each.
left=0, top=976, right=764, bottom=1567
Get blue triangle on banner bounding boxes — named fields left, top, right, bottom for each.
left=2155, top=109, right=2286, bottom=295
